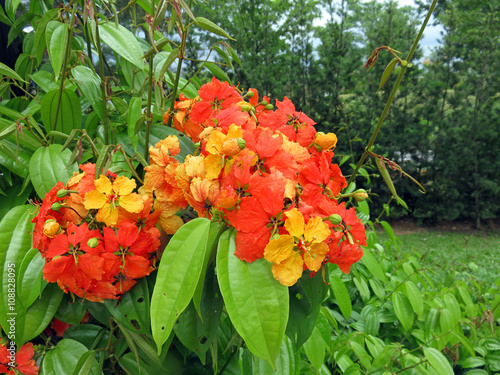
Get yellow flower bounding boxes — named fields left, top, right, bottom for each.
left=84, top=175, right=144, bottom=227
left=264, top=208, right=330, bottom=286
left=43, top=220, right=60, bottom=238
left=314, top=132, right=338, bottom=151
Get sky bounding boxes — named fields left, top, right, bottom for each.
left=314, top=0, right=444, bottom=58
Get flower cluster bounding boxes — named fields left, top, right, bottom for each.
left=0, top=342, right=38, bottom=375
left=31, top=163, right=168, bottom=302
left=149, top=77, right=366, bottom=286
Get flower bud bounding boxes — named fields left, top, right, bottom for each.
left=51, top=202, right=63, bottom=211
left=260, top=100, right=268, bottom=106
left=240, top=104, right=252, bottom=112
left=326, top=214, right=342, bottom=226
left=87, top=238, right=99, bottom=248
left=264, top=104, right=274, bottom=111
left=314, top=132, right=338, bottom=151
left=246, top=90, right=254, bottom=98
left=43, top=220, right=60, bottom=238
left=222, top=138, right=246, bottom=157
left=353, top=189, right=369, bottom=202
left=56, top=189, right=69, bottom=198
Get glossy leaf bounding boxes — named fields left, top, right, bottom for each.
left=195, top=17, right=235, bottom=40
left=204, top=62, right=231, bottom=83
left=48, top=22, right=68, bottom=79
left=378, top=58, right=398, bottom=91
left=96, top=21, right=144, bottom=69
left=71, top=66, right=105, bottom=121
left=252, top=336, right=298, bottom=375
left=151, top=218, right=210, bottom=353
left=0, top=61, right=25, bottom=82
left=361, top=249, right=388, bottom=283
left=392, top=291, right=414, bottom=331
left=330, top=273, right=352, bottom=319
left=0, top=205, right=35, bottom=331
left=156, top=48, right=180, bottom=81
left=424, top=347, right=454, bottom=375
left=217, top=229, right=289, bottom=369
left=40, top=88, right=82, bottom=135
left=17, top=248, right=46, bottom=309
left=64, top=324, right=111, bottom=350
left=16, top=283, right=64, bottom=347
left=0, top=183, right=32, bottom=219
left=105, top=278, right=150, bottom=335
left=174, top=264, right=223, bottom=364
left=29, top=144, right=78, bottom=199
left=304, top=325, right=326, bottom=370
left=404, top=280, right=424, bottom=316
left=55, top=294, right=87, bottom=325
left=41, top=339, right=100, bottom=375
left=287, top=272, right=326, bottom=348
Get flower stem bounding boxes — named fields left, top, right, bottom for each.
left=346, top=0, right=438, bottom=187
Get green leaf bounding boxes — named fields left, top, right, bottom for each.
left=192, top=221, right=226, bottom=316
left=156, top=48, right=180, bottom=82
left=40, top=88, right=82, bottom=136
left=48, top=22, right=68, bottom=79
left=41, top=339, right=100, bottom=374
left=404, top=280, right=424, bottom=316
left=71, top=66, right=105, bottom=121
left=55, top=293, right=87, bottom=325
left=71, top=350, right=97, bottom=375
left=204, top=62, right=231, bottom=83
left=195, top=17, right=235, bottom=40
left=330, top=274, right=352, bottom=319
left=0, top=206, right=35, bottom=329
left=361, top=249, right=388, bottom=283
left=378, top=58, right=398, bottom=91
left=0, top=184, right=32, bottom=219
left=424, top=347, right=454, bottom=375
left=16, top=283, right=64, bottom=347
left=127, top=97, right=142, bottom=150
left=392, top=291, right=414, bottom=331
left=216, top=229, right=289, bottom=369
left=64, top=324, right=111, bottom=350
left=0, top=61, right=26, bottom=82
left=5, top=0, right=21, bottom=21
left=105, top=278, right=150, bottom=335
left=29, top=144, right=78, bottom=199
left=252, top=336, right=298, bottom=375
left=17, top=248, right=46, bottom=309
left=174, top=265, right=223, bottom=364
left=151, top=218, right=211, bottom=353
left=95, top=21, right=144, bottom=69
left=303, top=326, right=326, bottom=370
left=33, top=8, right=60, bottom=64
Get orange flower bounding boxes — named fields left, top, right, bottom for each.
left=264, top=208, right=330, bottom=286
left=0, top=342, right=39, bottom=375
left=84, top=175, right=144, bottom=227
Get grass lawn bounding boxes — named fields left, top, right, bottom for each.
left=375, top=221, right=500, bottom=288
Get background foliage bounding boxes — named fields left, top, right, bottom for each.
left=0, top=0, right=498, bottom=374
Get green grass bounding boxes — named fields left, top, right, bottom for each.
left=376, top=225, right=500, bottom=288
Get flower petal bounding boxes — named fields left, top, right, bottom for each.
left=284, top=208, right=305, bottom=238
left=83, top=190, right=108, bottom=210
left=264, top=235, right=295, bottom=264
left=118, top=193, right=144, bottom=214
left=304, top=216, right=330, bottom=243
left=271, top=252, right=303, bottom=286
left=113, top=176, right=136, bottom=196
left=303, top=242, right=329, bottom=272
left=94, top=175, right=112, bottom=195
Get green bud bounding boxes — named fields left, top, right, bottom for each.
left=56, top=189, right=69, bottom=198
left=51, top=202, right=63, bottom=211
left=260, top=100, right=268, bottom=106
left=246, top=90, right=254, bottom=98
left=87, top=238, right=99, bottom=248
left=327, top=214, right=342, bottom=226
left=264, top=104, right=274, bottom=111
left=194, top=142, right=201, bottom=149
left=240, top=104, right=252, bottom=112
left=237, top=138, right=246, bottom=149
left=353, top=189, right=369, bottom=202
